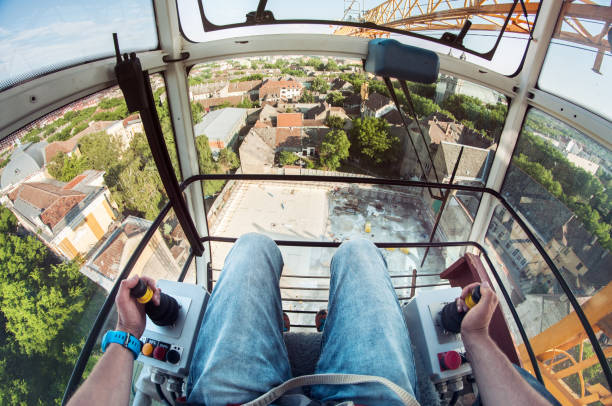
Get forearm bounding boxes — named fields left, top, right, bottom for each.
left=463, top=333, right=550, bottom=406
left=67, top=344, right=134, bottom=406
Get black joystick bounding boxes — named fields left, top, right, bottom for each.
left=440, top=285, right=481, bottom=334
left=130, top=279, right=180, bottom=326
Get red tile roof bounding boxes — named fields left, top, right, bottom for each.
left=228, top=80, right=262, bottom=93
left=260, top=80, right=303, bottom=98
left=9, top=182, right=86, bottom=229
left=196, top=96, right=243, bottom=109
left=275, top=128, right=302, bottom=148
left=303, top=119, right=326, bottom=127
left=93, top=233, right=126, bottom=278
left=45, top=139, right=80, bottom=163
left=209, top=140, right=225, bottom=149
left=122, top=114, right=141, bottom=128
left=277, top=113, right=303, bottom=128
left=63, top=174, right=87, bottom=190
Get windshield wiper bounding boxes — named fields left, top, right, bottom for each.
left=246, top=0, right=275, bottom=23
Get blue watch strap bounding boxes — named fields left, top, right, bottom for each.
left=101, top=330, right=142, bottom=359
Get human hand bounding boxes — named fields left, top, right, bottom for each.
left=458, top=281, right=498, bottom=340
left=115, top=276, right=161, bottom=338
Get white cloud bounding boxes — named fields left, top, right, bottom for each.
left=0, top=16, right=157, bottom=86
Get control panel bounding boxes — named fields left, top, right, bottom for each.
left=404, top=287, right=473, bottom=402
left=136, top=280, right=209, bottom=377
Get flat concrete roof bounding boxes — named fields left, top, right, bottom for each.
left=194, top=108, right=247, bottom=142
left=207, top=180, right=449, bottom=330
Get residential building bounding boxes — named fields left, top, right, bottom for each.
left=331, top=78, right=353, bottom=93
left=191, top=82, right=228, bottom=100
left=305, top=102, right=329, bottom=120
left=259, top=79, right=303, bottom=101
left=363, top=93, right=394, bottom=118
left=1, top=141, right=48, bottom=190
left=432, top=142, right=493, bottom=184
left=239, top=127, right=276, bottom=173
left=427, top=113, right=463, bottom=144
left=83, top=216, right=184, bottom=292
left=277, top=113, right=303, bottom=128
left=305, top=102, right=350, bottom=122
left=5, top=170, right=116, bottom=260
left=194, top=108, right=247, bottom=153
left=567, top=153, right=599, bottom=175
left=223, top=80, right=262, bottom=98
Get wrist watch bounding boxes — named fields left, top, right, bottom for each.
left=101, top=330, right=142, bottom=359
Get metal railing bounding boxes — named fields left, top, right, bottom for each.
left=62, top=174, right=612, bottom=404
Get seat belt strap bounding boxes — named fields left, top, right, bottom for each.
left=242, top=373, right=420, bottom=406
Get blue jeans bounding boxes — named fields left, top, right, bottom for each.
left=187, top=233, right=416, bottom=405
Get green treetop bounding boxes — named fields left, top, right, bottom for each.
left=320, top=129, right=350, bottom=171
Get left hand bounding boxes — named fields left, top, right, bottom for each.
left=115, top=276, right=160, bottom=338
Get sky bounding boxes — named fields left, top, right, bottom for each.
left=0, top=0, right=610, bottom=121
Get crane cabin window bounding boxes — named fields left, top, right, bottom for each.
left=0, top=0, right=158, bottom=91
left=538, top=0, right=611, bottom=121
left=0, top=75, right=193, bottom=404
left=484, top=108, right=611, bottom=395
left=187, top=55, right=507, bottom=274
left=178, top=0, right=539, bottom=75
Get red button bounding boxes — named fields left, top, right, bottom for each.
left=438, top=351, right=461, bottom=370
left=153, top=345, right=167, bottom=361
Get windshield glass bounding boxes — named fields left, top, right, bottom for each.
left=538, top=0, right=611, bottom=121
left=179, top=0, right=538, bottom=75
left=0, top=0, right=158, bottom=90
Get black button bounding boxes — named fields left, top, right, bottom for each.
left=166, top=349, right=181, bottom=364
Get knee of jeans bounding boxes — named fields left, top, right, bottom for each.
left=334, top=238, right=384, bottom=271
left=235, top=232, right=277, bottom=252
left=234, top=233, right=282, bottom=266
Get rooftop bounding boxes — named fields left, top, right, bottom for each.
left=1, top=141, right=48, bottom=189
left=277, top=113, right=303, bottom=128
left=364, top=93, right=392, bottom=112
left=434, top=142, right=492, bottom=182
left=9, top=181, right=86, bottom=229
left=7, top=170, right=105, bottom=233
left=194, top=107, right=247, bottom=141
left=275, top=128, right=302, bottom=148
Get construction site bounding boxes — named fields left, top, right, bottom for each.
left=207, top=179, right=452, bottom=328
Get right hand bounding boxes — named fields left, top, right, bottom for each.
left=115, top=276, right=161, bottom=339
left=457, top=281, right=498, bottom=339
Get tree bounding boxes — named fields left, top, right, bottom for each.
left=325, top=59, right=339, bottom=71
left=194, top=135, right=227, bottom=196
left=78, top=132, right=122, bottom=170
left=351, top=117, right=398, bottom=164
left=513, top=154, right=563, bottom=198
left=367, top=79, right=389, bottom=96
left=237, top=97, right=254, bottom=108
left=311, top=77, right=329, bottom=94
left=326, top=115, right=345, bottom=130
left=326, top=91, right=345, bottom=107
left=191, top=101, right=204, bottom=124
left=47, top=153, right=89, bottom=182
left=278, top=151, right=299, bottom=166
left=320, top=129, right=350, bottom=170
left=0, top=218, right=94, bottom=404
left=218, top=148, right=240, bottom=170
left=195, top=135, right=218, bottom=175
left=299, top=90, right=315, bottom=103
left=0, top=206, right=17, bottom=234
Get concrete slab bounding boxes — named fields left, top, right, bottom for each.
left=208, top=181, right=454, bottom=330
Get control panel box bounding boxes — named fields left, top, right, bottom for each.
left=404, top=287, right=472, bottom=383
left=137, top=280, right=209, bottom=377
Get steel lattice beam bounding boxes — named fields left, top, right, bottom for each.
left=336, top=0, right=611, bottom=71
